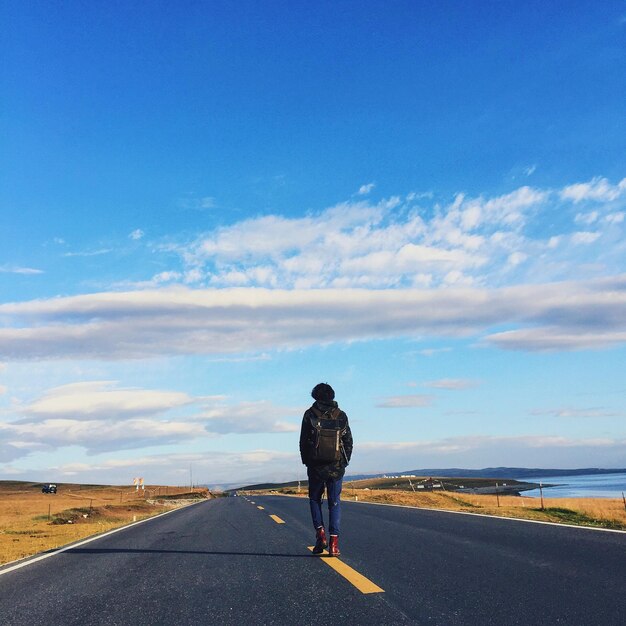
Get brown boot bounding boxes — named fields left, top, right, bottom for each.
left=312, top=526, right=327, bottom=554
left=328, top=534, right=340, bottom=557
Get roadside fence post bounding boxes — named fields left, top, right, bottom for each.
left=89, top=499, right=93, bottom=515
left=540, top=482, right=545, bottom=510
left=48, top=504, right=51, bottom=521
left=495, top=483, right=500, bottom=507
left=622, top=491, right=626, bottom=513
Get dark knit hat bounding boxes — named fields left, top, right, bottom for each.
left=311, top=382, right=335, bottom=402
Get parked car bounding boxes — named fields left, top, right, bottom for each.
left=42, top=484, right=57, bottom=494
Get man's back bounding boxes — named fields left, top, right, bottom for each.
left=300, top=383, right=353, bottom=556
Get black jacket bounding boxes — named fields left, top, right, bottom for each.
left=299, top=400, right=353, bottom=480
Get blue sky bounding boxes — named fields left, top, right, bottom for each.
left=1, top=1, right=625, bottom=487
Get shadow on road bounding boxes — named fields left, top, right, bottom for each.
left=66, top=548, right=315, bottom=558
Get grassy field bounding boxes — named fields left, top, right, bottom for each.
left=254, top=478, right=626, bottom=531
left=0, top=481, right=210, bottom=566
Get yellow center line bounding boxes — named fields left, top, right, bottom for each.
left=257, top=506, right=265, bottom=510
left=269, top=514, right=285, bottom=524
left=307, top=547, right=384, bottom=594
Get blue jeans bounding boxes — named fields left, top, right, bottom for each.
left=307, top=471, right=343, bottom=536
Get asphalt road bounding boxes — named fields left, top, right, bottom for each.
left=1, top=495, right=625, bottom=625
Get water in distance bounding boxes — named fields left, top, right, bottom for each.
left=517, top=472, right=626, bottom=498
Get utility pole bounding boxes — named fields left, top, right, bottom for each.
left=190, top=464, right=193, bottom=491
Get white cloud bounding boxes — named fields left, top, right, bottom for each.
left=575, top=211, right=599, bottom=225
left=15, top=449, right=300, bottom=487
left=63, top=249, right=113, bottom=258
left=442, top=270, right=473, bottom=285
left=179, top=196, right=217, bottom=211
left=358, top=183, right=376, bottom=195
left=423, top=379, right=479, bottom=390
left=481, top=186, right=548, bottom=222
left=5, top=435, right=625, bottom=485
left=130, top=229, right=144, bottom=240
left=531, top=407, right=624, bottom=418
left=0, top=417, right=209, bottom=455
left=404, top=190, right=425, bottom=199
left=184, top=268, right=204, bottom=284
left=376, top=394, right=433, bottom=408
left=0, top=382, right=299, bottom=459
left=0, top=384, right=7, bottom=395
left=207, top=353, right=271, bottom=363
left=191, top=201, right=386, bottom=266
left=485, top=328, right=626, bottom=352
left=199, top=400, right=298, bottom=434
left=153, top=271, right=183, bottom=283
left=140, top=176, right=626, bottom=291
left=524, top=164, right=537, bottom=177
left=560, top=177, right=626, bottom=203
left=418, top=347, right=452, bottom=357
left=507, top=251, right=527, bottom=267
left=0, top=175, right=624, bottom=362
left=571, top=231, right=601, bottom=245
left=0, top=443, right=27, bottom=463
left=0, top=265, right=44, bottom=275
left=354, top=435, right=626, bottom=473
left=361, top=435, right=620, bottom=452
left=173, top=186, right=549, bottom=289
left=0, top=275, right=625, bottom=359
left=21, top=381, right=194, bottom=421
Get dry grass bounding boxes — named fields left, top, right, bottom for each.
left=262, top=485, right=626, bottom=531
left=0, top=482, right=209, bottom=566
left=344, top=488, right=626, bottom=530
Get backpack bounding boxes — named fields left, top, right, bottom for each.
left=308, top=407, right=346, bottom=463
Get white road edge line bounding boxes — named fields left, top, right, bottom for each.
left=273, top=494, right=626, bottom=534
left=0, top=499, right=207, bottom=577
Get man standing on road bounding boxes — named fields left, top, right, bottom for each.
left=299, top=383, right=353, bottom=557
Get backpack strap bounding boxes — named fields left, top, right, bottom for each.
left=311, top=406, right=341, bottom=419
left=310, top=407, right=345, bottom=433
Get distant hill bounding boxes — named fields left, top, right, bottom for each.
left=230, top=480, right=301, bottom=491
left=400, top=467, right=626, bottom=479
left=228, top=467, right=626, bottom=492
